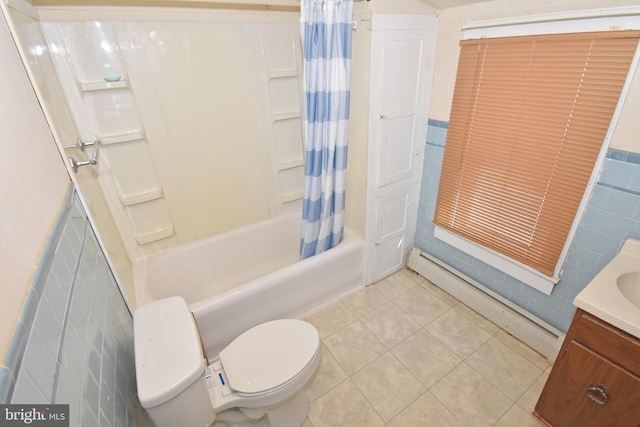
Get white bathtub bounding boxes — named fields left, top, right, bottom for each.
left=134, top=211, right=365, bottom=356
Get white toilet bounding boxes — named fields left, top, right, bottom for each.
left=133, top=296, right=321, bottom=427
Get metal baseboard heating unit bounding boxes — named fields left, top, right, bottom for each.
left=407, top=248, right=565, bottom=362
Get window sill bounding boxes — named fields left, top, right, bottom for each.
left=434, top=226, right=558, bottom=295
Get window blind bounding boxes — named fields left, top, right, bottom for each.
left=434, top=31, right=639, bottom=276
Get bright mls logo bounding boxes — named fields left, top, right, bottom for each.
left=0, top=405, right=68, bottom=426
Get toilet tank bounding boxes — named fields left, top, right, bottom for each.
left=133, top=296, right=215, bottom=426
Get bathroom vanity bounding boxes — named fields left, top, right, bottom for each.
left=534, top=309, right=640, bottom=426
left=534, top=239, right=640, bottom=427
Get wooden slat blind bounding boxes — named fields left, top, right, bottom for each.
left=434, top=31, right=639, bottom=276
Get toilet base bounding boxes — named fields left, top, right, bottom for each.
left=213, top=392, right=309, bottom=427
left=264, top=392, right=309, bottom=427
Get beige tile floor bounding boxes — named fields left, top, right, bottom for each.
left=301, top=268, right=551, bottom=427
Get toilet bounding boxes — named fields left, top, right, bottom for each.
left=133, top=296, right=321, bottom=427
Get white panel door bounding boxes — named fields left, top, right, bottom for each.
left=378, top=35, right=425, bottom=187
left=366, top=15, right=438, bottom=283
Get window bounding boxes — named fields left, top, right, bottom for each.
left=434, top=30, right=639, bottom=289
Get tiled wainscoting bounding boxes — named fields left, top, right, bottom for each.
left=0, top=187, right=150, bottom=426
left=416, top=119, right=640, bottom=333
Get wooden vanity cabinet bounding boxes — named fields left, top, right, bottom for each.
left=534, top=309, right=640, bottom=426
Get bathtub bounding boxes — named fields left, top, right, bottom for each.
left=134, top=211, right=365, bottom=356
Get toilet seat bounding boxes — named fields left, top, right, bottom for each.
left=219, top=319, right=320, bottom=396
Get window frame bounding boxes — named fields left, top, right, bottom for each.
left=435, top=7, right=640, bottom=295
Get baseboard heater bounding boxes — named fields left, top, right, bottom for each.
left=407, top=248, right=565, bottom=362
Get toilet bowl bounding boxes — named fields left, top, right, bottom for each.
left=133, top=296, right=321, bottom=427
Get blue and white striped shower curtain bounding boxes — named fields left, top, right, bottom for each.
left=299, top=0, right=353, bottom=259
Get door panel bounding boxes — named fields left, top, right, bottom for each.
left=378, top=191, right=409, bottom=240
left=384, top=37, right=423, bottom=116
left=374, top=190, right=410, bottom=279
left=379, top=114, right=418, bottom=186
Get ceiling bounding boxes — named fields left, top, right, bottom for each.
left=29, top=0, right=499, bottom=11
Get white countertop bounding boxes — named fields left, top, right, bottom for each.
left=574, top=238, right=640, bottom=339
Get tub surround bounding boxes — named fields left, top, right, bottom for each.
left=37, top=15, right=306, bottom=264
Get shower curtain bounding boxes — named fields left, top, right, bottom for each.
left=299, top=0, right=353, bottom=259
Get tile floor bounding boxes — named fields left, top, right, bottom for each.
left=300, top=268, right=551, bottom=427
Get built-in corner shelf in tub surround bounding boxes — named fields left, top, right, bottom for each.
left=96, top=131, right=164, bottom=206
left=42, top=21, right=177, bottom=256
left=261, top=28, right=305, bottom=212
left=269, top=71, right=298, bottom=79
left=79, top=79, right=129, bottom=92
left=127, top=200, right=175, bottom=245
left=100, top=130, right=146, bottom=145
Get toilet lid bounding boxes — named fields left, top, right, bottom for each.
left=219, top=319, right=319, bottom=395
left=134, top=296, right=205, bottom=408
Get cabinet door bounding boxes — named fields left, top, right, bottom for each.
left=366, top=15, right=437, bottom=283
left=536, top=340, right=640, bottom=426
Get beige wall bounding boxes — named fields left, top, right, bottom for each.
left=0, top=6, right=70, bottom=360
left=344, top=5, right=371, bottom=237
left=430, top=0, right=640, bottom=153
